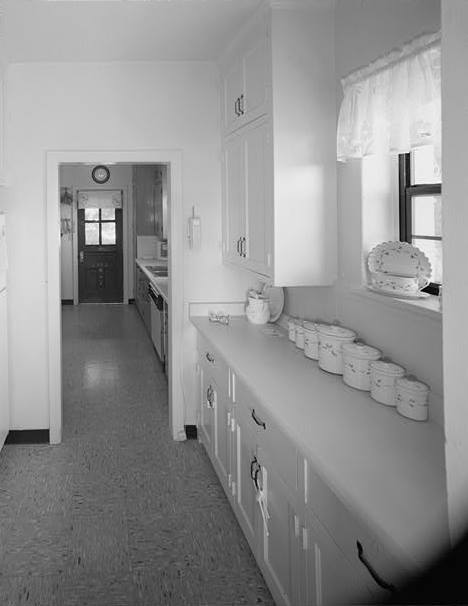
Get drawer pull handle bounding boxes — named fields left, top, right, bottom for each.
left=205, top=352, right=215, bottom=363
left=206, top=385, right=215, bottom=408
left=356, top=541, right=395, bottom=592
left=251, top=409, right=266, bottom=430
left=250, top=457, right=261, bottom=490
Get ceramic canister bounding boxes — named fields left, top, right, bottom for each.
left=303, top=321, right=319, bottom=360
left=295, top=319, right=305, bottom=350
left=342, top=343, right=382, bottom=391
left=396, top=376, right=430, bottom=421
left=288, top=317, right=297, bottom=342
left=370, top=360, right=405, bottom=406
left=317, top=324, right=356, bottom=375
left=246, top=297, right=270, bottom=325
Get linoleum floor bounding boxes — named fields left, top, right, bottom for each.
left=0, top=304, right=273, bottom=606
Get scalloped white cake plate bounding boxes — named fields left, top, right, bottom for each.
left=368, top=241, right=432, bottom=280
left=366, top=285, right=430, bottom=300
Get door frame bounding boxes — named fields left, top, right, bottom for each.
left=46, top=149, right=185, bottom=444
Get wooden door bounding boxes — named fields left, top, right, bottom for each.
left=223, top=133, right=246, bottom=265
left=78, top=207, right=123, bottom=303
left=244, top=118, right=272, bottom=278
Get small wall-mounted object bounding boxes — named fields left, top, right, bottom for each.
left=187, top=206, right=201, bottom=250
left=91, top=165, right=110, bottom=185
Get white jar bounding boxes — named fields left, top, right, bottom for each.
left=295, top=319, right=305, bottom=350
left=303, top=321, right=319, bottom=360
left=317, top=324, right=356, bottom=375
left=370, top=360, right=405, bottom=406
left=396, top=376, right=430, bottom=421
left=246, top=297, right=270, bottom=325
left=288, top=317, right=297, bottom=342
left=342, top=343, right=381, bottom=391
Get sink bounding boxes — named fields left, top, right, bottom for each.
left=146, top=265, right=168, bottom=278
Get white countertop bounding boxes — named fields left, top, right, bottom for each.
left=191, top=315, right=449, bottom=571
left=136, top=258, right=168, bottom=302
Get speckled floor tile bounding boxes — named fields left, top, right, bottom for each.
left=0, top=305, right=272, bottom=606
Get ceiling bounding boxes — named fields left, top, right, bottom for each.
left=3, top=0, right=264, bottom=62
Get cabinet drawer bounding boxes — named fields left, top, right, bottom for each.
left=198, top=336, right=230, bottom=394
left=236, top=380, right=297, bottom=493
left=303, top=459, right=406, bottom=597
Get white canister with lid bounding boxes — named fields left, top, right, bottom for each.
left=342, top=343, right=381, bottom=391
left=370, top=360, right=405, bottom=406
left=295, top=319, right=305, bottom=350
left=317, top=324, right=356, bottom=374
left=303, top=321, right=319, bottom=360
left=288, top=317, right=297, bottom=342
left=396, top=376, right=430, bottom=421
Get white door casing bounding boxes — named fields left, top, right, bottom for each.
left=46, top=149, right=184, bottom=444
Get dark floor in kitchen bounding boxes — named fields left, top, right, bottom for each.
left=0, top=304, right=273, bottom=606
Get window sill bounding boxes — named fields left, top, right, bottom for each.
left=347, top=286, right=442, bottom=322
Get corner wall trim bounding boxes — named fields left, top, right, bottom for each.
left=5, top=430, right=50, bottom=445
left=185, top=425, right=198, bottom=440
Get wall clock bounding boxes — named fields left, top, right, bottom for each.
left=91, top=165, right=110, bottom=184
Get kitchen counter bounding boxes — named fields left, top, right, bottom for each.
left=191, top=315, right=449, bottom=572
left=136, top=258, right=168, bottom=301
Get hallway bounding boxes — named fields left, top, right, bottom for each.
left=0, top=305, right=273, bottom=606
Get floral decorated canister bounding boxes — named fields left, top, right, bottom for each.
left=303, top=321, right=319, bottom=360
left=288, top=317, right=297, bottom=342
left=370, top=360, right=405, bottom=406
left=342, top=343, right=381, bottom=391
left=396, top=376, right=429, bottom=421
left=295, top=319, right=305, bottom=350
left=246, top=296, right=270, bottom=325
left=317, top=324, right=356, bottom=374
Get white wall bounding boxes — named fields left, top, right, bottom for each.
left=441, top=0, right=468, bottom=543
left=5, top=61, right=252, bottom=430
left=284, top=0, right=443, bottom=425
left=59, top=164, right=134, bottom=301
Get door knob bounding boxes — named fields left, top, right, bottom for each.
left=79, top=251, right=84, bottom=263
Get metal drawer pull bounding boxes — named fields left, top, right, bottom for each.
left=205, top=352, right=215, bottom=363
left=251, top=409, right=266, bottom=430
left=240, top=93, right=245, bottom=115
left=356, top=541, right=395, bottom=592
left=206, top=385, right=215, bottom=408
left=250, top=457, right=261, bottom=490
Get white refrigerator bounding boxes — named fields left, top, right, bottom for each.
left=0, top=213, right=9, bottom=449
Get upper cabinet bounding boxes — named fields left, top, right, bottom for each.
left=219, top=2, right=337, bottom=287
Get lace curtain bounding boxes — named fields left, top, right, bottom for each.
left=337, top=32, right=441, bottom=163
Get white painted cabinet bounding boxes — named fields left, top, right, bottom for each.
left=223, top=117, right=273, bottom=278
left=220, top=3, right=337, bottom=287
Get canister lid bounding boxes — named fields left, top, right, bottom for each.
left=396, top=375, right=430, bottom=394
left=370, top=360, right=405, bottom=376
left=317, top=324, right=356, bottom=340
left=342, top=342, right=381, bottom=360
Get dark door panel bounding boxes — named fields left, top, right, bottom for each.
left=78, top=207, right=123, bottom=303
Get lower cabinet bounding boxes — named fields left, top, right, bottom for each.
left=196, top=339, right=403, bottom=606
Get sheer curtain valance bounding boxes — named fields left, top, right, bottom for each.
left=337, top=32, right=441, bottom=163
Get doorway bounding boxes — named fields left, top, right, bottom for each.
left=46, top=150, right=185, bottom=445
left=77, top=192, right=124, bottom=303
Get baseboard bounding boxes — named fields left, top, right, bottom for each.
left=185, top=425, right=198, bottom=440
left=61, top=299, right=73, bottom=305
left=5, top=430, right=50, bottom=445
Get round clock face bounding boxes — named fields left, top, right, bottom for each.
left=92, top=165, right=110, bottom=184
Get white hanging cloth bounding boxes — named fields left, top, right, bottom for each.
left=77, top=190, right=123, bottom=209
left=337, top=32, right=441, bottom=163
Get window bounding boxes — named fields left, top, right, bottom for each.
left=84, top=208, right=116, bottom=246
left=399, top=146, right=442, bottom=295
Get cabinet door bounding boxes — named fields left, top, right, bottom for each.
left=223, top=133, right=245, bottom=265
left=244, top=118, right=273, bottom=278
left=234, top=410, right=258, bottom=552
left=213, top=378, right=230, bottom=487
left=223, top=61, right=243, bottom=134
left=302, top=511, right=374, bottom=606
left=242, top=36, right=269, bottom=125
left=256, top=449, right=295, bottom=606
left=199, top=368, right=216, bottom=455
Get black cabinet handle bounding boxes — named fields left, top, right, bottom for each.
left=234, top=97, right=240, bottom=117
left=356, top=541, right=395, bottom=593
left=251, top=409, right=266, bottom=430
left=205, top=352, right=215, bottom=364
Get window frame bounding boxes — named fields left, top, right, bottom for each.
left=84, top=208, right=117, bottom=246
left=398, top=152, right=442, bottom=296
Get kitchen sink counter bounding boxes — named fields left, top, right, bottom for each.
left=136, top=258, right=168, bottom=301
left=191, top=315, right=449, bottom=574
